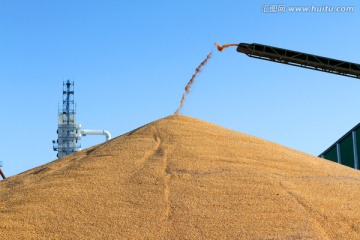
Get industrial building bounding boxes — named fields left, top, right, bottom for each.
left=319, top=123, right=360, bottom=169
left=53, top=80, right=111, bottom=158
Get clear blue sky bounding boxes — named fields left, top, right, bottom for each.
left=1, top=0, right=359, bottom=176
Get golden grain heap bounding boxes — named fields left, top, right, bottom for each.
left=1, top=115, right=360, bottom=239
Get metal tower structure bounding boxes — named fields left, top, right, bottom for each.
left=53, top=80, right=81, bottom=158
left=53, top=80, right=111, bottom=158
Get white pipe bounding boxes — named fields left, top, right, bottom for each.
left=81, top=129, right=111, bottom=141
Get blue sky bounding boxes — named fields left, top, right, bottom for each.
left=0, top=0, right=359, bottom=176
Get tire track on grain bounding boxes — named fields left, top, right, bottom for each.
left=128, top=122, right=174, bottom=221
left=128, top=128, right=162, bottom=181
left=152, top=128, right=173, bottom=220
left=163, top=153, right=172, bottom=220
left=154, top=122, right=173, bottom=221
left=278, top=178, right=330, bottom=239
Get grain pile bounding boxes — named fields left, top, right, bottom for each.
left=1, top=115, right=360, bottom=239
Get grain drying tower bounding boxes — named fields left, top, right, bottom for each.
left=53, top=80, right=111, bottom=158
left=53, top=80, right=81, bottom=158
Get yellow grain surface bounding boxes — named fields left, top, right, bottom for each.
left=1, top=115, right=360, bottom=239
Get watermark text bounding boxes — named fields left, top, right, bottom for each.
left=262, top=4, right=355, bottom=13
